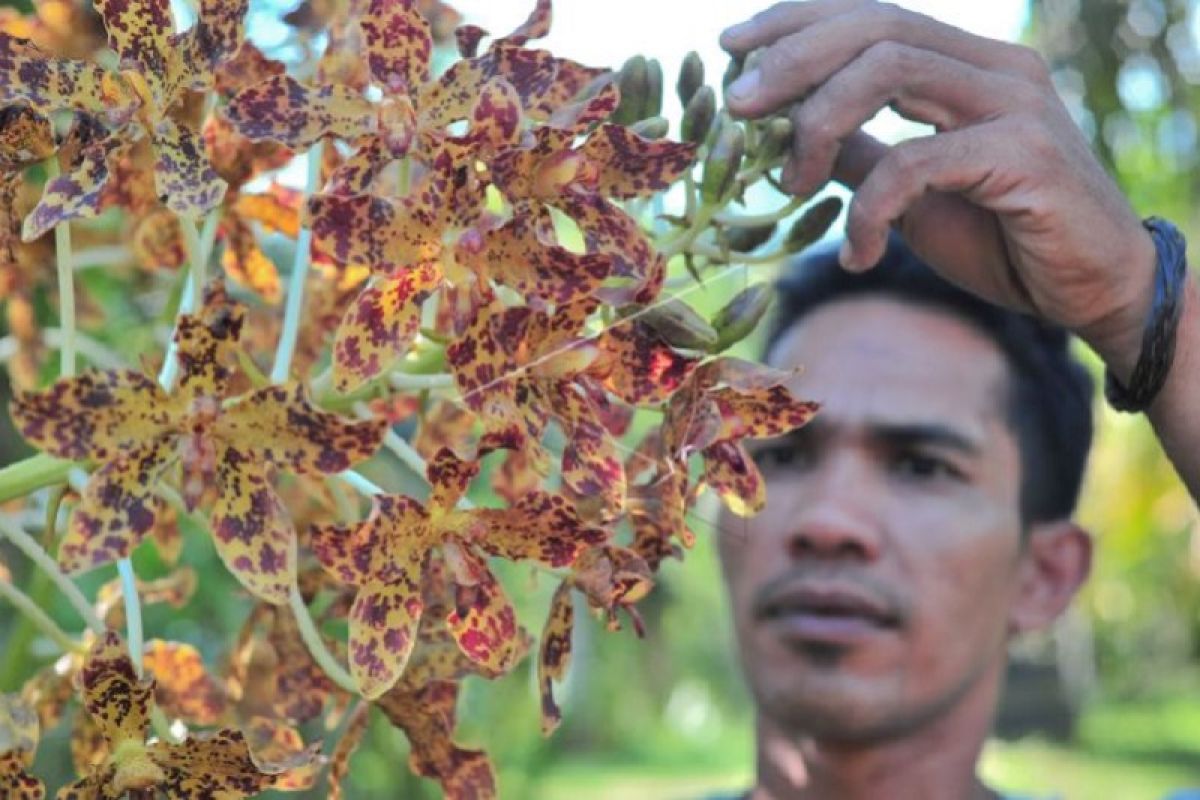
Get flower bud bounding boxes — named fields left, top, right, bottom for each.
left=681, top=85, right=716, bottom=145
left=613, top=55, right=649, bottom=126
left=785, top=196, right=844, bottom=253
left=643, top=58, right=664, bottom=119
left=724, top=221, right=777, bottom=254
left=723, top=54, right=745, bottom=90
left=677, top=51, right=704, bottom=107
left=758, top=117, right=794, bottom=164
left=631, top=116, right=670, bottom=140
left=711, top=283, right=774, bottom=352
left=700, top=120, right=745, bottom=205
left=640, top=298, right=719, bottom=350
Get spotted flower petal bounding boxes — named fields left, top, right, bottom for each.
left=331, top=261, right=442, bottom=392
left=501, top=0, right=552, bottom=45
left=22, top=120, right=127, bottom=241
left=0, top=105, right=55, bottom=170
left=142, top=640, right=229, bottom=726
left=150, top=728, right=280, bottom=798
left=307, top=191, right=446, bottom=272
left=210, top=447, right=297, bottom=605
left=465, top=491, right=608, bottom=566
left=216, top=382, right=387, bottom=473
left=80, top=632, right=154, bottom=748
left=578, top=123, right=697, bottom=199
left=220, top=213, right=282, bottom=302
left=359, top=0, right=431, bottom=95
left=95, top=0, right=177, bottom=106
left=590, top=318, right=698, bottom=406
left=0, top=33, right=129, bottom=117
left=176, top=0, right=251, bottom=87
left=225, top=74, right=376, bottom=149
left=0, top=693, right=43, bottom=800
left=173, top=281, right=244, bottom=403
left=153, top=116, right=227, bottom=217
left=61, top=435, right=174, bottom=573
left=537, top=581, right=573, bottom=736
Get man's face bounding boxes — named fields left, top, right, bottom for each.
left=719, top=296, right=1027, bottom=743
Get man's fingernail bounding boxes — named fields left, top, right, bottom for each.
left=727, top=69, right=760, bottom=102
left=838, top=240, right=859, bottom=271
left=722, top=21, right=753, bottom=43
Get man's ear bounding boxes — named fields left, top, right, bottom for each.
left=1008, top=521, right=1092, bottom=635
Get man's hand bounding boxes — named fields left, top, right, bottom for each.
left=720, top=0, right=1156, bottom=380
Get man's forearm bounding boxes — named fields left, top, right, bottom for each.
left=1146, top=277, right=1200, bottom=503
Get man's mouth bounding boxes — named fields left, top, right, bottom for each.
left=754, top=581, right=900, bottom=645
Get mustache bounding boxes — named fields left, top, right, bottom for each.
left=750, top=567, right=912, bottom=624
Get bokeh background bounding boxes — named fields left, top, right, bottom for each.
left=2, top=0, right=1200, bottom=797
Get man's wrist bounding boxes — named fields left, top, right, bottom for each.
left=1077, top=226, right=1158, bottom=384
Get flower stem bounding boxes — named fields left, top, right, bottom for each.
left=0, top=515, right=103, bottom=633
left=288, top=584, right=358, bottom=694
left=161, top=211, right=220, bottom=390
left=271, top=142, right=324, bottom=384
left=0, top=454, right=75, bottom=505
left=117, top=559, right=144, bottom=672
left=339, top=470, right=384, bottom=496
left=45, top=157, right=76, bottom=378
left=0, top=579, right=81, bottom=654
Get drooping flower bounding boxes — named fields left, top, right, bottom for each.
left=8, top=283, right=386, bottom=604
left=310, top=446, right=606, bottom=698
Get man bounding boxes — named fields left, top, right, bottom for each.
left=718, top=238, right=1093, bottom=799
left=709, top=2, right=1200, bottom=796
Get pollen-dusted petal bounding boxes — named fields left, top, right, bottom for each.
left=537, top=581, right=573, bottom=736
left=0, top=33, right=129, bottom=117
left=327, top=703, right=369, bottom=800
left=0, top=105, right=55, bottom=170
left=175, top=0, right=250, bottom=87
left=210, top=447, right=297, bottom=606
left=219, top=213, right=282, bottom=303
left=142, top=641, right=229, bottom=727
left=702, top=440, right=765, bottom=517
left=465, top=491, right=608, bottom=566
left=589, top=318, right=698, bottom=406
left=359, top=0, right=431, bottom=95
left=80, top=632, right=154, bottom=747
left=173, top=282, right=244, bottom=403
left=150, top=728, right=277, bottom=798
left=579, top=123, right=698, bottom=199
left=153, top=116, right=227, bottom=217
left=232, top=187, right=301, bottom=237
left=225, top=74, right=376, bottom=149
left=94, top=0, right=175, bottom=105
left=331, top=261, right=442, bottom=392
left=21, top=126, right=127, bottom=241
left=307, top=192, right=442, bottom=271
left=216, top=382, right=387, bottom=473
left=375, top=681, right=496, bottom=799
left=9, top=369, right=174, bottom=461
left=61, top=435, right=174, bottom=573
left=446, top=565, right=520, bottom=673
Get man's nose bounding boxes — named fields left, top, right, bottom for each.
left=784, top=455, right=883, bottom=562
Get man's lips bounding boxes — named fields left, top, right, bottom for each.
left=753, top=580, right=901, bottom=644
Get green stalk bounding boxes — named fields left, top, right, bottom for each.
left=117, top=559, right=143, bottom=673
left=0, top=579, right=81, bottom=654
left=0, top=567, right=51, bottom=690
left=0, top=454, right=75, bottom=504
left=271, top=142, right=324, bottom=384
left=45, top=157, right=76, bottom=377
left=288, top=584, right=358, bottom=695
left=0, top=515, right=103, bottom=633
left=160, top=212, right=221, bottom=390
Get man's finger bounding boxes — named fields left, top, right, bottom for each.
left=720, top=0, right=868, bottom=55
left=830, top=130, right=888, bottom=190
left=780, top=44, right=1026, bottom=197
left=725, top=2, right=1051, bottom=119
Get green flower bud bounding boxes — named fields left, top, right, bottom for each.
left=711, top=283, right=774, bottom=352
left=643, top=58, right=664, bottom=119
left=785, top=196, right=844, bottom=253
left=758, top=117, right=794, bottom=164
left=613, top=55, right=649, bottom=126
left=677, top=51, right=704, bottom=107
left=681, top=85, right=716, bottom=145
left=701, top=120, right=746, bottom=205
left=725, top=221, right=778, bottom=254
left=631, top=116, right=670, bottom=139
left=723, top=54, right=745, bottom=90
left=642, top=298, right=719, bottom=350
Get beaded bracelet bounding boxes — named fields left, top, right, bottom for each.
left=1104, top=217, right=1189, bottom=413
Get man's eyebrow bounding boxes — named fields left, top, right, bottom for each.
left=869, top=422, right=983, bottom=456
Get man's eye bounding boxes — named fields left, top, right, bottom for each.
left=891, top=452, right=962, bottom=481
left=754, top=444, right=814, bottom=472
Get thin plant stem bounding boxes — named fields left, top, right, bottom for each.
left=160, top=211, right=220, bottom=390
left=388, top=372, right=455, bottom=392
left=288, top=584, right=357, bottom=694
left=339, top=470, right=384, bottom=496
left=45, top=157, right=77, bottom=378
left=117, top=559, right=144, bottom=673
left=0, top=515, right=103, bottom=633
left=271, top=142, right=324, bottom=384
left=0, top=579, right=81, bottom=654
left=714, top=196, right=805, bottom=228
left=0, top=454, right=74, bottom=504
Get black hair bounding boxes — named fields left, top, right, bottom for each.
left=766, top=235, right=1095, bottom=524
